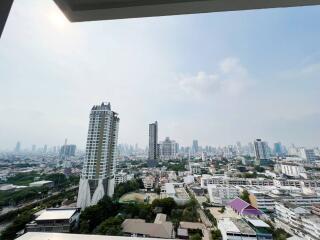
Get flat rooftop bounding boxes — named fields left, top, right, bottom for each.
left=17, top=233, right=166, bottom=240
left=36, top=208, right=78, bottom=221
left=233, top=219, right=256, bottom=235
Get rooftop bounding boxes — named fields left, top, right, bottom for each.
left=17, top=233, right=165, bottom=240
left=121, top=214, right=173, bottom=239
left=218, top=218, right=256, bottom=235
left=36, top=208, right=79, bottom=221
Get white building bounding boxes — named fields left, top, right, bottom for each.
left=159, top=137, right=179, bottom=160
left=207, top=184, right=239, bottom=205
left=161, top=183, right=190, bottom=205
left=280, top=163, right=306, bottom=178
left=275, top=202, right=320, bottom=239
left=77, top=102, right=119, bottom=209
left=26, top=208, right=80, bottom=233
left=17, top=233, right=170, bottom=240
left=190, top=163, right=201, bottom=175
left=115, top=171, right=128, bottom=185
left=143, top=176, right=155, bottom=189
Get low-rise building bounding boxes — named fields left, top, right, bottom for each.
left=218, top=218, right=257, bottom=240
left=115, top=171, right=129, bottom=185
left=121, top=213, right=175, bottom=239
left=26, top=208, right=80, bottom=233
left=190, top=163, right=201, bottom=175
left=248, top=191, right=275, bottom=212
left=29, top=180, right=54, bottom=188
left=275, top=201, right=320, bottom=239
left=244, top=218, right=273, bottom=240
left=207, top=184, right=239, bottom=205
left=17, top=232, right=168, bottom=240
left=229, top=198, right=263, bottom=217
left=143, top=176, right=155, bottom=190
left=160, top=183, right=190, bottom=205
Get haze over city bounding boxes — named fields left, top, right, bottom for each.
left=1, top=1, right=320, bottom=150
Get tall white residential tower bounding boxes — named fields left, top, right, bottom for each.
left=77, top=102, right=119, bottom=209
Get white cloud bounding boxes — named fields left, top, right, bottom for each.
left=178, top=58, right=251, bottom=99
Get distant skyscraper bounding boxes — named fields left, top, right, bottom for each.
left=32, top=144, right=36, bottom=152
left=274, top=142, right=283, bottom=156
left=192, top=140, right=199, bottom=154
left=148, top=121, right=158, bottom=165
left=15, top=141, right=21, bottom=153
left=60, top=144, right=76, bottom=158
left=236, top=141, right=242, bottom=155
left=77, top=102, right=120, bottom=209
left=299, top=148, right=317, bottom=163
left=254, top=139, right=271, bottom=165
left=43, top=144, right=48, bottom=154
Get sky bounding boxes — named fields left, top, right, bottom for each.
left=0, top=0, right=320, bottom=150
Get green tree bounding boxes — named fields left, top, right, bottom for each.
left=240, top=190, right=250, bottom=203
left=113, top=179, right=141, bottom=199
left=1, top=212, right=33, bottom=240
left=79, top=196, right=120, bottom=233
left=190, top=233, right=202, bottom=240
left=152, top=197, right=177, bottom=215
left=95, top=216, right=124, bottom=235
left=211, top=229, right=222, bottom=240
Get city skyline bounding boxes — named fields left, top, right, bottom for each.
left=1, top=1, right=320, bottom=149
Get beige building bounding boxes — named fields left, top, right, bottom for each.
left=121, top=213, right=175, bottom=239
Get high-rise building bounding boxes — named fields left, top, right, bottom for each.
left=236, top=141, right=243, bottom=155
left=254, top=139, right=271, bottom=165
left=60, top=145, right=77, bottom=158
left=77, top=102, right=119, bottom=209
left=32, top=144, right=36, bottom=152
left=273, top=142, right=283, bottom=156
left=192, top=140, right=199, bottom=154
left=15, top=141, right=21, bottom=153
left=299, top=148, right=317, bottom=163
left=43, top=144, right=48, bottom=154
left=159, top=137, right=179, bottom=160
left=148, top=121, right=158, bottom=162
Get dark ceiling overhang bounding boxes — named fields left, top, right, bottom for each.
left=53, top=0, right=320, bottom=22
left=0, top=0, right=14, bottom=38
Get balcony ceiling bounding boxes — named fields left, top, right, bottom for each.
left=53, top=0, right=320, bottom=22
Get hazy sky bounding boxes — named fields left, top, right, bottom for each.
left=1, top=1, right=320, bottom=150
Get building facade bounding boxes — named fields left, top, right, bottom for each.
left=77, top=102, right=119, bottom=209
left=148, top=121, right=159, bottom=165
left=159, top=137, right=179, bottom=160
left=299, top=148, right=317, bottom=163
left=254, top=139, right=271, bottom=165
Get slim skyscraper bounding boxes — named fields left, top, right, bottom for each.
left=254, top=139, right=271, bottom=165
left=148, top=121, right=158, bottom=160
left=15, top=141, right=21, bottom=153
left=148, top=121, right=158, bottom=167
left=192, top=140, right=199, bottom=154
left=77, top=102, right=120, bottom=209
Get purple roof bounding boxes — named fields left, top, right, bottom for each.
left=229, top=198, right=263, bottom=216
